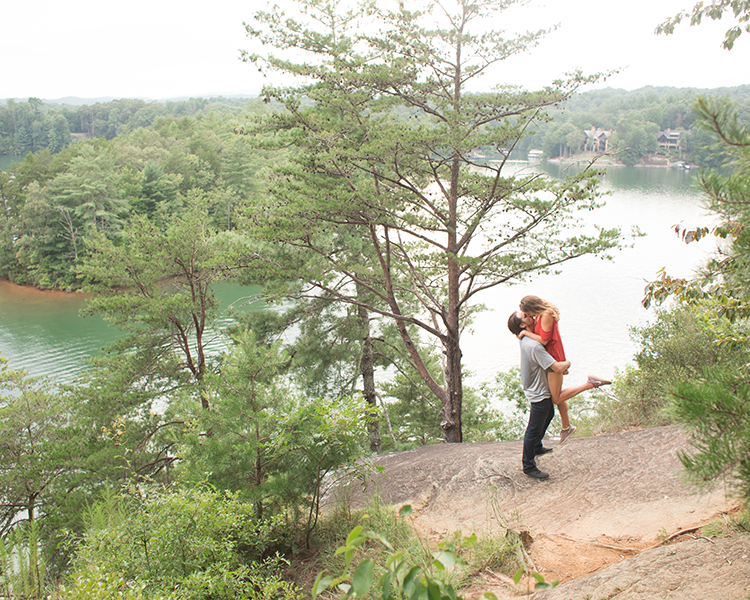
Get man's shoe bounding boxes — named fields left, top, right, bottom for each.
left=559, top=425, right=577, bottom=445
left=536, top=447, right=553, bottom=456
left=587, top=375, right=612, bottom=388
left=524, top=468, right=549, bottom=480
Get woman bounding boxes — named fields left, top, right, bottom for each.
left=518, top=295, right=610, bottom=444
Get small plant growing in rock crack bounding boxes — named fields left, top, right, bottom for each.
left=312, top=505, right=500, bottom=600
left=513, top=567, right=559, bottom=593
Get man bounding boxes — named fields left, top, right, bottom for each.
left=508, top=311, right=571, bottom=480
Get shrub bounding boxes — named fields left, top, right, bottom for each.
left=592, top=304, right=748, bottom=432
left=672, top=367, right=750, bottom=504
left=0, top=522, right=45, bottom=599
left=68, top=485, right=300, bottom=600
left=54, top=568, right=144, bottom=600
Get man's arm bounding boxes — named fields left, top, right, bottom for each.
left=550, top=359, right=571, bottom=373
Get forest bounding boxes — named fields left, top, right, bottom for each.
left=3, top=84, right=750, bottom=174
left=1, top=0, right=750, bottom=598
left=3, top=85, right=750, bottom=291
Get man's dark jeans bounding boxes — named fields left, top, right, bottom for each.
left=522, top=397, right=555, bottom=473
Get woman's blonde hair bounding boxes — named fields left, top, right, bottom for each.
left=519, top=295, right=560, bottom=320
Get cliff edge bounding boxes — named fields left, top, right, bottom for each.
left=323, top=426, right=749, bottom=599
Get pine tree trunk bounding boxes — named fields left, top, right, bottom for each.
left=358, top=303, right=381, bottom=453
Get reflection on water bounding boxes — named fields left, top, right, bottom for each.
left=0, top=281, right=263, bottom=381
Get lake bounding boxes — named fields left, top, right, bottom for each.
left=464, top=162, right=714, bottom=386
left=0, top=164, right=714, bottom=388
left=0, top=282, right=264, bottom=381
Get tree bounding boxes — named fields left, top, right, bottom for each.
left=13, top=182, right=72, bottom=288
left=671, top=367, right=750, bottom=502
left=0, top=357, right=78, bottom=537
left=179, top=330, right=368, bottom=544
left=657, top=0, right=750, bottom=49
left=240, top=0, right=621, bottom=442
left=45, top=144, right=127, bottom=247
left=645, top=8, right=750, bottom=502
left=235, top=280, right=417, bottom=454
left=79, top=197, right=250, bottom=410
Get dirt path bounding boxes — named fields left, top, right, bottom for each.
left=323, top=426, right=749, bottom=599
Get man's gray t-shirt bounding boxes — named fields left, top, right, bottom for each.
left=519, top=336, right=555, bottom=403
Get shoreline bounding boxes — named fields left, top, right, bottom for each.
left=547, top=156, right=697, bottom=169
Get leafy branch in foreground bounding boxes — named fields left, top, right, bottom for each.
left=313, top=506, right=484, bottom=600
left=643, top=96, right=750, bottom=328
left=656, top=0, right=750, bottom=50
left=672, top=368, right=750, bottom=503
left=310, top=506, right=558, bottom=599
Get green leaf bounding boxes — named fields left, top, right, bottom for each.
left=352, top=560, right=374, bottom=597
left=399, top=504, right=413, bottom=516
left=312, top=573, right=334, bottom=599
left=513, top=567, right=525, bottom=585
left=432, top=550, right=456, bottom=570
left=381, top=572, right=393, bottom=598
left=531, top=572, right=545, bottom=584
left=385, top=551, right=405, bottom=570
left=535, top=582, right=553, bottom=589
left=346, top=525, right=364, bottom=546
left=367, top=530, right=394, bottom=550
left=402, top=566, right=422, bottom=597
left=427, top=579, right=443, bottom=600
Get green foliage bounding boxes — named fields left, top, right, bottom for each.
left=0, top=522, right=46, bottom=599
left=236, top=293, right=374, bottom=401
left=311, top=498, right=526, bottom=600
left=0, top=355, right=82, bottom=546
left=0, top=97, right=254, bottom=159
left=700, top=510, right=750, bottom=537
left=179, top=329, right=368, bottom=545
left=592, top=305, right=748, bottom=432
left=54, top=567, right=145, bottom=600
left=0, top=99, right=278, bottom=290
left=461, top=385, right=525, bottom=444
left=656, top=0, right=750, bottom=50
left=79, top=199, right=251, bottom=409
left=174, top=561, right=303, bottom=600
left=672, top=367, right=750, bottom=503
left=312, top=506, right=490, bottom=600
left=70, top=485, right=300, bottom=600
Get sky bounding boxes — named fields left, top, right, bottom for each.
left=2, top=0, right=749, bottom=101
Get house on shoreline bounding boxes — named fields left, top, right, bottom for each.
left=583, top=127, right=612, bottom=153
left=658, top=128, right=690, bottom=156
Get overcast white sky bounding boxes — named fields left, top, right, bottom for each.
left=2, top=0, right=749, bottom=101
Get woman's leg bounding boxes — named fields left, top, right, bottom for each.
left=547, top=371, right=571, bottom=430
left=559, top=381, right=595, bottom=402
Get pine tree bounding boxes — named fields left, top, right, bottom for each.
left=240, top=0, right=621, bottom=442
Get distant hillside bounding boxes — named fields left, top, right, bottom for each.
left=2, top=84, right=749, bottom=168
